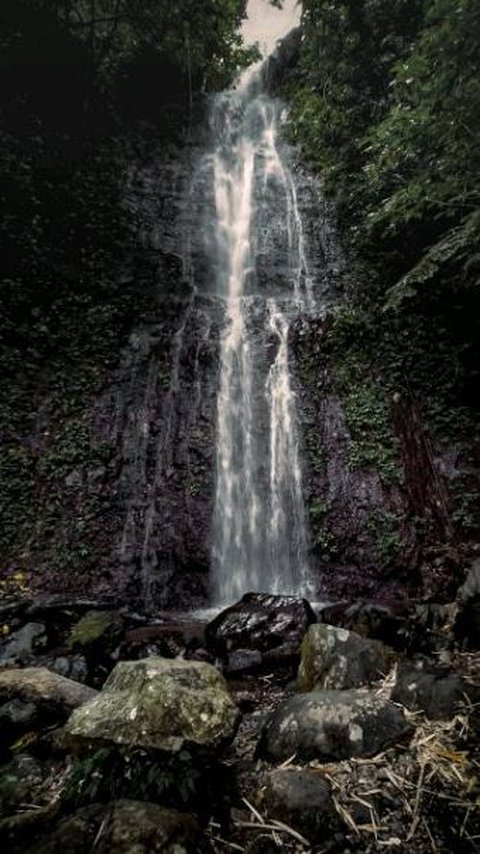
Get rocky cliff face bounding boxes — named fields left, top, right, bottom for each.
left=87, top=107, right=346, bottom=610
left=2, top=54, right=468, bottom=610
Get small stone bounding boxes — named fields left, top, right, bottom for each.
left=51, top=655, right=88, bottom=684
left=0, top=699, right=38, bottom=747
left=264, top=768, right=340, bottom=843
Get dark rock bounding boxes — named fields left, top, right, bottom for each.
left=454, top=558, right=480, bottom=649
left=0, top=623, right=47, bottom=663
left=297, top=624, right=395, bottom=691
left=0, top=699, right=38, bottom=747
left=226, top=649, right=263, bottom=675
left=51, top=655, right=89, bottom=684
left=0, top=754, right=46, bottom=815
left=0, top=599, right=32, bottom=625
left=455, top=598, right=480, bottom=649
left=64, top=657, right=240, bottom=754
left=0, top=668, right=97, bottom=745
left=392, top=660, right=479, bottom=720
left=206, top=593, right=316, bottom=658
left=257, top=690, right=412, bottom=762
left=317, top=599, right=455, bottom=656
left=263, top=641, right=303, bottom=667
left=317, top=600, right=413, bottom=651
left=263, top=768, right=340, bottom=843
left=122, top=619, right=205, bottom=660
left=245, top=835, right=282, bottom=853
left=25, top=598, right=118, bottom=621
left=23, top=801, right=210, bottom=853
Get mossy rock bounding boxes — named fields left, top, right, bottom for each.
left=297, top=624, right=396, bottom=691
left=64, top=657, right=240, bottom=754
left=67, top=611, right=124, bottom=654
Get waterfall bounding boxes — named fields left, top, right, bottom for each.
left=210, top=64, right=314, bottom=604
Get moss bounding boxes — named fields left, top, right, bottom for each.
left=366, top=510, right=402, bottom=565
left=313, top=523, right=340, bottom=562
left=341, top=382, right=403, bottom=485
left=67, top=611, right=124, bottom=653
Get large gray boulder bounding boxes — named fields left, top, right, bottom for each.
left=64, top=657, right=239, bottom=753
left=297, top=624, right=395, bottom=691
left=257, top=690, right=412, bottom=762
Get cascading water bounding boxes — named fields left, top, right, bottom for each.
left=210, top=63, right=314, bottom=604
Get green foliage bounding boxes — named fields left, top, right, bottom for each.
left=310, top=499, right=327, bottom=520
left=286, top=0, right=480, bottom=546
left=366, top=509, right=402, bottom=564
left=66, top=747, right=206, bottom=810
left=290, top=0, right=480, bottom=307
left=0, top=0, right=250, bottom=119
left=326, top=308, right=402, bottom=485
left=313, top=523, right=339, bottom=561
left=342, top=383, right=402, bottom=484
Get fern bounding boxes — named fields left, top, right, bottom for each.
left=385, top=211, right=480, bottom=310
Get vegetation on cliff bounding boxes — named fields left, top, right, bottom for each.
left=286, top=0, right=480, bottom=568
left=0, top=0, right=249, bottom=584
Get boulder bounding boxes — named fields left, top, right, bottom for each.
left=263, top=768, right=340, bottom=843
left=0, top=667, right=97, bottom=725
left=64, top=657, right=239, bottom=754
left=317, top=600, right=455, bottom=656
left=317, top=601, right=413, bottom=651
left=21, top=801, right=210, bottom=853
left=257, top=690, right=412, bottom=762
left=206, top=593, right=316, bottom=658
left=297, top=624, right=395, bottom=691
left=392, top=660, right=479, bottom=719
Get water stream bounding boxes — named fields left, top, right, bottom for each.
left=211, top=64, right=314, bottom=604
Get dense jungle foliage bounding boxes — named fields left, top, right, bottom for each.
left=286, top=0, right=480, bottom=545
